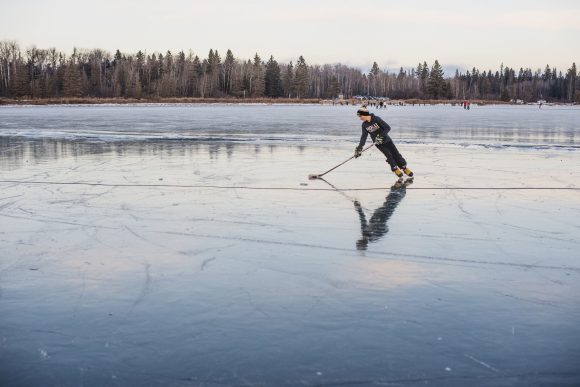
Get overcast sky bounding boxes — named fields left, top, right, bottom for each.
left=1, top=0, right=578, bottom=73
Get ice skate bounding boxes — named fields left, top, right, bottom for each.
left=402, top=167, right=414, bottom=177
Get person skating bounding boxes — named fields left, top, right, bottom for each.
left=354, top=106, right=414, bottom=178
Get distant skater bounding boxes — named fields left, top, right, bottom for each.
left=354, top=106, right=414, bottom=178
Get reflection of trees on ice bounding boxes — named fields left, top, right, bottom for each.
left=354, top=178, right=412, bottom=250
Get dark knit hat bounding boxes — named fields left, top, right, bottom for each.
left=357, top=106, right=370, bottom=116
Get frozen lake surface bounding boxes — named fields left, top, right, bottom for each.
left=1, top=105, right=579, bottom=386
left=0, top=103, right=578, bottom=148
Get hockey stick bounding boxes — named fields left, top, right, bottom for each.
left=308, top=144, right=374, bottom=180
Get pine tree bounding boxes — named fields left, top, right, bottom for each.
left=251, top=53, right=264, bottom=97
left=135, top=50, right=145, bottom=94
left=294, top=55, right=309, bottom=98
left=542, top=64, right=552, bottom=81
left=369, top=61, right=380, bottom=96
left=175, top=51, right=186, bottom=96
left=63, top=59, right=82, bottom=97
left=113, top=49, right=122, bottom=66
left=223, top=49, right=235, bottom=94
left=212, top=50, right=222, bottom=96
left=191, top=55, right=202, bottom=97
left=416, top=63, right=423, bottom=77
left=566, top=62, right=577, bottom=102
left=204, top=49, right=221, bottom=97
left=264, top=55, right=282, bottom=97
left=427, top=60, right=445, bottom=99
left=283, top=61, right=294, bottom=98
left=419, top=61, right=429, bottom=96
left=370, top=62, right=380, bottom=77
left=159, top=50, right=177, bottom=97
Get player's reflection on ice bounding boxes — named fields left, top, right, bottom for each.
left=354, top=178, right=412, bottom=250
left=318, top=177, right=412, bottom=250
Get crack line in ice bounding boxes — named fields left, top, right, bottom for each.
left=464, top=354, right=500, bottom=373
left=0, top=212, right=119, bottom=229
left=161, top=230, right=580, bottom=273
left=0, top=180, right=578, bottom=191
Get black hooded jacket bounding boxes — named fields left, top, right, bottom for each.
left=358, top=114, right=392, bottom=148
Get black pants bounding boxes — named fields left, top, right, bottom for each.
left=376, top=140, right=407, bottom=170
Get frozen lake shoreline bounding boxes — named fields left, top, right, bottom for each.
left=1, top=135, right=580, bottom=386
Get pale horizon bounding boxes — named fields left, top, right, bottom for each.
left=1, top=0, right=579, bottom=73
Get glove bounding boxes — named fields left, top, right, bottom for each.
left=375, top=134, right=385, bottom=145
left=354, top=146, right=362, bottom=158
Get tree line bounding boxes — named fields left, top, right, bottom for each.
left=0, top=41, right=578, bottom=103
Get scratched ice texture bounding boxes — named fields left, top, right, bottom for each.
left=0, top=104, right=579, bottom=386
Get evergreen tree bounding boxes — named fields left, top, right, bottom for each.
left=159, top=50, right=177, bottom=97
left=135, top=50, right=145, bottom=92
left=223, top=49, right=235, bottom=94
left=427, top=60, right=445, bottom=99
left=113, top=49, right=122, bottom=66
left=264, top=55, right=282, bottom=97
left=294, top=55, right=309, bottom=98
left=203, top=49, right=222, bottom=97
left=370, top=61, right=380, bottom=77
left=419, top=61, right=429, bottom=96
left=369, top=61, right=380, bottom=96
left=63, top=60, right=82, bottom=97
left=165, top=50, right=174, bottom=72
left=191, top=55, right=202, bottom=97
left=250, top=53, right=264, bottom=97
left=175, top=51, right=186, bottom=96
left=212, top=49, right=222, bottom=95
left=566, top=62, right=577, bottom=102
left=283, top=61, right=294, bottom=98
left=416, top=63, right=423, bottom=77
left=542, top=64, right=552, bottom=81
left=203, top=49, right=215, bottom=96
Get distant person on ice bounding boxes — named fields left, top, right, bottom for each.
left=354, top=106, right=414, bottom=178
